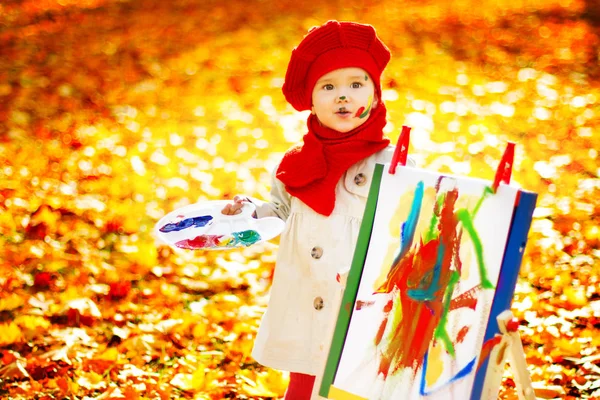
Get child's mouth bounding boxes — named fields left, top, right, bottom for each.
left=336, top=108, right=351, bottom=116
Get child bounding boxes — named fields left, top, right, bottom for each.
left=222, top=20, right=413, bottom=399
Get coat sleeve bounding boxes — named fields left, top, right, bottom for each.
left=248, top=165, right=291, bottom=221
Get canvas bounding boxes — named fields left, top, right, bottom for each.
left=321, top=163, right=525, bottom=400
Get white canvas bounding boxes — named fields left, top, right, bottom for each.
left=331, top=165, right=519, bottom=400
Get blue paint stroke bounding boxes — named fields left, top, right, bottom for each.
left=159, top=215, right=213, bottom=232
left=392, top=181, right=424, bottom=266
left=419, top=350, right=477, bottom=396
left=407, top=243, right=444, bottom=301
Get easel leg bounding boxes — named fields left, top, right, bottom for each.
left=481, top=310, right=536, bottom=400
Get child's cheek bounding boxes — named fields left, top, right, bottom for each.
left=355, top=94, right=373, bottom=119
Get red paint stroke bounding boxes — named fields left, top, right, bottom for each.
left=375, top=299, right=394, bottom=347
left=449, top=285, right=481, bottom=311
left=355, top=300, right=376, bottom=310
left=456, top=326, right=470, bottom=343
left=354, top=106, right=365, bottom=118
left=176, top=234, right=220, bottom=249
left=374, top=183, right=460, bottom=377
left=476, top=335, right=503, bottom=371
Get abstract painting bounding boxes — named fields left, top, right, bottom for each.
left=322, top=164, right=523, bottom=400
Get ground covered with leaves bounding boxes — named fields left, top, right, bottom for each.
left=0, top=0, right=599, bottom=398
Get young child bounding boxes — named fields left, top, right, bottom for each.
left=222, top=20, right=413, bottom=399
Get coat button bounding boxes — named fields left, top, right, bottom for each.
left=311, top=247, right=323, bottom=259
left=314, top=297, right=324, bottom=310
left=354, top=173, right=367, bottom=186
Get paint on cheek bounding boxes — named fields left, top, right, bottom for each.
left=159, top=215, right=213, bottom=232
left=354, top=94, right=373, bottom=119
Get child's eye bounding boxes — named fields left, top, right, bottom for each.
left=351, top=82, right=363, bottom=89
left=323, top=84, right=334, bottom=90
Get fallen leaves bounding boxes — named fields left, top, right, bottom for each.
left=0, top=0, right=599, bottom=399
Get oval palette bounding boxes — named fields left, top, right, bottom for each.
left=155, top=200, right=285, bottom=250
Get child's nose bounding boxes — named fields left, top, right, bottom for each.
left=336, top=93, right=349, bottom=102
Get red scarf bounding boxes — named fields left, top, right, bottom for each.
left=276, top=105, right=390, bottom=216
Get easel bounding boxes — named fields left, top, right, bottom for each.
left=479, top=310, right=536, bottom=400
left=392, top=127, right=537, bottom=400
left=320, top=126, right=539, bottom=400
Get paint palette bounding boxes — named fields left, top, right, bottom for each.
left=155, top=200, right=285, bottom=250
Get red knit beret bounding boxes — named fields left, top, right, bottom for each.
left=282, top=20, right=391, bottom=111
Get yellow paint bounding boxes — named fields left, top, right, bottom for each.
left=425, top=341, right=445, bottom=387
left=373, top=186, right=436, bottom=291
left=366, top=94, right=373, bottom=111
left=328, top=385, right=368, bottom=400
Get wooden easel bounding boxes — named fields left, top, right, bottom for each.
left=479, top=310, right=536, bottom=400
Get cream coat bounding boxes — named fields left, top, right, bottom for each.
left=251, top=145, right=413, bottom=399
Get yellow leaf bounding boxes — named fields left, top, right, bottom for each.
left=563, top=286, right=587, bottom=307
left=192, top=323, right=208, bottom=339
left=0, top=323, right=23, bottom=346
left=239, top=370, right=288, bottom=397
left=96, top=347, right=120, bottom=362
left=77, top=371, right=106, bottom=390
left=14, top=315, right=50, bottom=331
left=170, top=368, right=205, bottom=392
left=0, top=293, right=25, bottom=312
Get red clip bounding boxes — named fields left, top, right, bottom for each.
left=491, top=142, right=515, bottom=193
left=389, top=125, right=412, bottom=175
left=506, top=317, right=520, bottom=333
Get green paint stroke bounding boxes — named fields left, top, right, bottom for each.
left=365, top=75, right=368, bottom=81
left=434, top=270, right=460, bottom=357
left=233, top=230, right=261, bottom=246
left=456, top=209, right=494, bottom=289
left=424, top=193, right=446, bottom=244
left=359, top=103, right=372, bottom=119
left=472, top=186, right=493, bottom=217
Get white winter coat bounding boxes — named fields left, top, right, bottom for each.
left=251, top=145, right=411, bottom=399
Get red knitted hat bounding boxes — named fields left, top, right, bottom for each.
left=282, top=20, right=391, bottom=111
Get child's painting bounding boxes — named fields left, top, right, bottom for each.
left=321, top=164, right=527, bottom=399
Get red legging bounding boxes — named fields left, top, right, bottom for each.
left=284, top=372, right=315, bottom=399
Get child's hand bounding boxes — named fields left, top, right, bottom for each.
left=221, top=195, right=250, bottom=215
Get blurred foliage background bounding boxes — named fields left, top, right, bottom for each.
left=0, top=0, right=599, bottom=398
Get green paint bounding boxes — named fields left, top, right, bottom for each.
left=424, top=194, right=446, bottom=243
left=456, top=209, right=495, bottom=289
left=233, top=230, right=261, bottom=246
left=359, top=103, right=372, bottom=119
left=434, top=270, right=460, bottom=357
left=365, top=75, right=368, bottom=81
left=472, top=186, right=493, bottom=217
left=339, top=96, right=346, bottom=100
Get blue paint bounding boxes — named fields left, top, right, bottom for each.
left=159, top=215, right=213, bottom=232
left=408, top=243, right=444, bottom=301
left=419, top=351, right=477, bottom=396
left=392, top=181, right=424, bottom=265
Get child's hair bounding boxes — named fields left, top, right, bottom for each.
left=282, top=20, right=391, bottom=111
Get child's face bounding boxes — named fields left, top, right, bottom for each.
left=311, top=67, right=376, bottom=133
